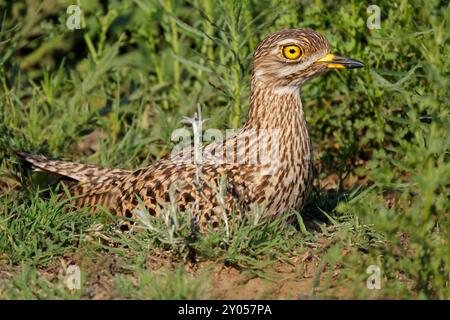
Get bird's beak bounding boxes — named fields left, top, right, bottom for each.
left=316, top=53, right=364, bottom=69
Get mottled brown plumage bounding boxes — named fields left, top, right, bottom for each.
left=18, top=29, right=363, bottom=231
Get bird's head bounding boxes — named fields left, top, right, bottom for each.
left=252, top=29, right=364, bottom=90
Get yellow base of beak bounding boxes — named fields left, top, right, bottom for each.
left=317, top=54, right=364, bottom=69
left=325, top=63, right=346, bottom=69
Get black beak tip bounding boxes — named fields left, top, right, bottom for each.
left=347, top=59, right=365, bottom=69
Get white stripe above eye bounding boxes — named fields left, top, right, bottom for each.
left=278, top=38, right=301, bottom=46
left=269, top=39, right=301, bottom=56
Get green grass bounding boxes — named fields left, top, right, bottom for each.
left=0, top=0, right=448, bottom=299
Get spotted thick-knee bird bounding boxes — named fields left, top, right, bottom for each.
left=18, top=29, right=363, bottom=232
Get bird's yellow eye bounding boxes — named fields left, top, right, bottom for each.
left=282, top=45, right=303, bottom=60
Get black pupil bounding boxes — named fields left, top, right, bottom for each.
left=289, top=48, right=296, bottom=54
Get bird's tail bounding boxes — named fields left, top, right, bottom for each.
left=16, top=151, right=131, bottom=184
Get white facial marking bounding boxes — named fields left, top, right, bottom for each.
left=278, top=38, right=301, bottom=46
left=272, top=86, right=299, bottom=95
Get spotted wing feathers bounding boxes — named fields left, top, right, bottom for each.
left=16, top=151, right=131, bottom=184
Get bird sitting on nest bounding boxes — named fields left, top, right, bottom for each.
left=17, top=28, right=364, bottom=232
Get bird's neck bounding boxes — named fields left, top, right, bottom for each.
left=244, top=80, right=307, bottom=132
left=238, top=79, right=312, bottom=214
left=241, top=79, right=311, bottom=168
